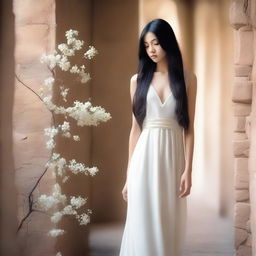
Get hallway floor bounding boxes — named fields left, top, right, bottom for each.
left=89, top=195, right=235, bottom=256
left=183, top=195, right=235, bottom=256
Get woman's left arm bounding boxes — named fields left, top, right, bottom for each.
left=179, top=72, right=197, bottom=198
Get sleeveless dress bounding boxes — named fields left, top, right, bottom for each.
left=119, top=81, right=188, bottom=256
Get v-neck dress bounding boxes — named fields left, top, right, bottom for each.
left=119, top=81, right=188, bottom=256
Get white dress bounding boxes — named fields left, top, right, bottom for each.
left=119, top=82, right=188, bottom=256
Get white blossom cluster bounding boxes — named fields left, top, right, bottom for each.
left=37, top=183, right=67, bottom=211
left=44, top=121, right=80, bottom=149
left=84, top=45, right=98, bottom=60
left=36, top=29, right=109, bottom=251
left=40, top=29, right=97, bottom=86
left=42, top=97, right=111, bottom=127
left=37, top=182, right=92, bottom=235
left=46, top=152, right=99, bottom=181
left=66, top=101, right=111, bottom=126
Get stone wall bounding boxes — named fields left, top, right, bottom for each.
left=229, top=0, right=256, bottom=255
left=13, top=0, right=56, bottom=255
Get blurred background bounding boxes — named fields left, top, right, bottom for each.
left=1, top=0, right=255, bottom=256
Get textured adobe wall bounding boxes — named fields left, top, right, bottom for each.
left=13, top=0, right=56, bottom=255
left=229, top=0, right=256, bottom=255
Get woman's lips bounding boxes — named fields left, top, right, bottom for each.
left=151, top=55, right=157, bottom=59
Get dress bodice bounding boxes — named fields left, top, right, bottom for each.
left=145, top=84, right=177, bottom=120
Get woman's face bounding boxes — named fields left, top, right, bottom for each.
left=144, top=32, right=166, bottom=63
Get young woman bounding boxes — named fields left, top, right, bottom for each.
left=119, top=19, right=197, bottom=255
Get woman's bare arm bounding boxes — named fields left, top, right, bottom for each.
left=183, top=71, right=197, bottom=175
left=126, top=74, right=141, bottom=180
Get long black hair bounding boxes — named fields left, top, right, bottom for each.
left=132, top=18, right=189, bottom=132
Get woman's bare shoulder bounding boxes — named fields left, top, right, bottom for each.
left=130, top=73, right=138, bottom=99
left=184, top=69, right=197, bottom=81
left=130, top=73, right=138, bottom=90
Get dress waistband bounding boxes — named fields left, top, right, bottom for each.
left=142, top=118, right=182, bottom=132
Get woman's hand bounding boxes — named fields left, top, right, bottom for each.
left=122, top=182, right=128, bottom=202
left=179, top=170, right=192, bottom=198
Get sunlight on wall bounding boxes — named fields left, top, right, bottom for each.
left=139, top=0, right=180, bottom=43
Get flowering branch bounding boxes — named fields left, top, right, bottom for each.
left=16, top=29, right=111, bottom=256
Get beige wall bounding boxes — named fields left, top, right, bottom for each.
left=91, top=0, right=139, bottom=222
left=54, top=0, right=93, bottom=255
left=193, top=0, right=234, bottom=215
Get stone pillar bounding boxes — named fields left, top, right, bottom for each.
left=13, top=0, right=56, bottom=255
left=229, top=0, right=255, bottom=255
left=0, top=0, right=19, bottom=255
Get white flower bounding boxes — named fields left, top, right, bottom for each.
left=79, top=71, right=91, bottom=84
left=60, top=121, right=70, bottom=132
left=44, top=127, right=58, bottom=138
left=40, top=53, right=61, bottom=70
left=37, top=195, right=59, bottom=211
left=58, top=43, right=75, bottom=56
left=65, top=29, right=79, bottom=41
left=56, top=252, right=62, bottom=256
left=65, top=101, right=111, bottom=127
left=73, top=135, right=80, bottom=141
left=68, top=159, right=86, bottom=174
left=84, top=46, right=98, bottom=59
left=58, top=55, right=70, bottom=71
left=51, top=211, right=63, bottom=223
left=43, top=77, right=55, bottom=90
left=70, top=65, right=80, bottom=74
left=56, top=157, right=67, bottom=176
left=43, top=95, right=56, bottom=111
left=52, top=153, right=60, bottom=160
left=48, top=229, right=66, bottom=237
left=62, top=205, right=77, bottom=215
left=73, top=39, right=84, bottom=50
left=75, top=213, right=90, bottom=225
left=52, top=183, right=67, bottom=205
left=70, top=196, right=87, bottom=209
left=46, top=138, right=56, bottom=149
left=87, top=166, right=99, bottom=176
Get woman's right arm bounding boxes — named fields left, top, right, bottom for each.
left=125, top=74, right=141, bottom=181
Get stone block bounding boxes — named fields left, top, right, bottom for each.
left=233, top=116, right=246, bottom=131
left=233, top=103, right=251, bottom=116
left=251, top=0, right=256, bottom=28
left=246, top=219, right=251, bottom=232
left=234, top=158, right=249, bottom=189
left=245, top=115, right=251, bottom=139
left=14, top=0, right=55, bottom=24
left=234, top=26, right=254, bottom=66
left=233, top=132, right=248, bottom=140
left=235, top=64, right=252, bottom=77
left=235, top=227, right=248, bottom=248
left=245, top=233, right=251, bottom=246
left=233, top=140, right=250, bottom=157
left=234, top=202, right=250, bottom=229
left=15, top=25, right=49, bottom=64
left=252, top=32, right=256, bottom=81
left=235, top=189, right=249, bottom=201
left=232, top=80, right=252, bottom=103
left=229, top=0, right=250, bottom=29
left=237, top=245, right=252, bottom=256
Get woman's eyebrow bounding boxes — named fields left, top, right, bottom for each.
left=144, top=38, right=157, bottom=44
